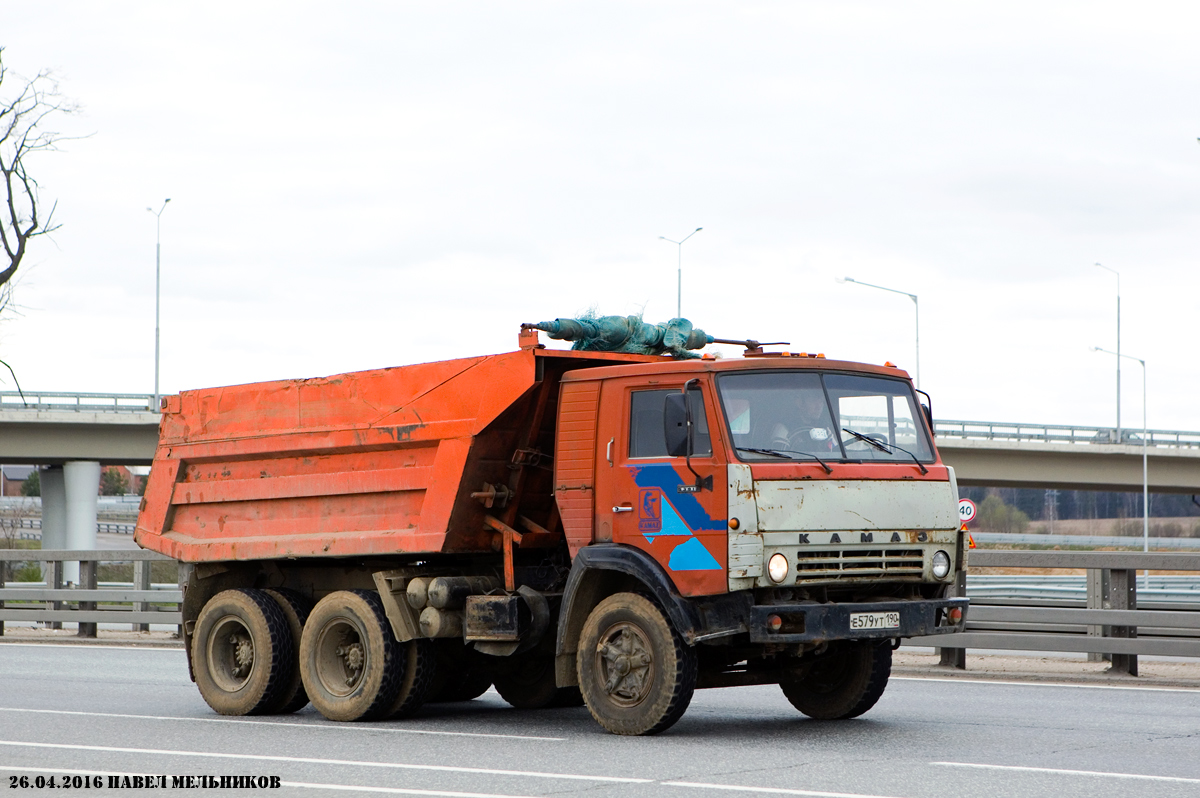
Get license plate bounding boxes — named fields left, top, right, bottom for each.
left=849, top=611, right=900, bottom=631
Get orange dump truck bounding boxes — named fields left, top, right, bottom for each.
left=135, top=326, right=967, bottom=735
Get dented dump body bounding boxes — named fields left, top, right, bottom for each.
left=136, top=328, right=967, bottom=736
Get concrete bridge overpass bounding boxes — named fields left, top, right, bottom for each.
left=1, top=391, right=1199, bottom=492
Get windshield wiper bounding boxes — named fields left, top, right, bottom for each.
left=841, top=428, right=929, bottom=475
left=736, top=447, right=833, bottom=474
left=841, top=427, right=890, bottom=453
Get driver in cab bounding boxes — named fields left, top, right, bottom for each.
left=770, top=389, right=836, bottom=454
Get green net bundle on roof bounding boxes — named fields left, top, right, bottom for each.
left=524, top=314, right=714, bottom=358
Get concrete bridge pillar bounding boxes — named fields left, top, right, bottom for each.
left=40, top=467, right=67, bottom=551
left=63, top=461, right=100, bottom=584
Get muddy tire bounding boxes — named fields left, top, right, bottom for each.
left=577, top=592, right=696, bottom=735
left=300, top=590, right=402, bottom=722
left=261, top=589, right=313, bottom=714
left=192, top=589, right=294, bottom=716
left=780, top=640, right=892, bottom=720
left=494, top=655, right=560, bottom=709
left=383, top=639, right=438, bottom=719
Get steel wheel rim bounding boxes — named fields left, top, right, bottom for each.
left=594, top=621, right=655, bottom=708
left=313, top=616, right=367, bottom=697
left=206, top=615, right=255, bottom=693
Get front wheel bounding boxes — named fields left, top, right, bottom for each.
left=780, top=640, right=892, bottom=720
left=577, top=593, right=696, bottom=736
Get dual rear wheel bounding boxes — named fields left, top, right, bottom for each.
left=192, top=588, right=438, bottom=722
left=191, top=588, right=306, bottom=716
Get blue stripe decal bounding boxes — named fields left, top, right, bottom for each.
left=668, top=536, right=722, bottom=571
left=626, top=464, right=725, bottom=532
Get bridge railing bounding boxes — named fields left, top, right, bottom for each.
left=0, top=549, right=181, bottom=636
left=935, top=419, right=1200, bottom=449
left=0, top=391, right=157, bottom=413
left=1, top=518, right=138, bottom=538
left=908, top=550, right=1200, bottom=675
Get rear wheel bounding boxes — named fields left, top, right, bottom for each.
left=780, top=640, right=892, bottom=720
left=577, top=593, right=696, bottom=735
left=383, top=639, right=438, bottom=719
left=262, top=588, right=312, bottom=714
left=494, top=655, right=559, bottom=709
left=300, top=590, right=402, bottom=722
left=192, top=589, right=293, bottom=716
left=432, top=668, right=493, bottom=703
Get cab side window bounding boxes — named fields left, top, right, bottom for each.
left=629, top=389, right=712, bottom=458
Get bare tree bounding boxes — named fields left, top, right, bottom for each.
left=0, top=48, right=76, bottom=395
left=0, top=47, right=76, bottom=306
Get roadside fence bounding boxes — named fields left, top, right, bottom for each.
left=0, top=549, right=182, bottom=637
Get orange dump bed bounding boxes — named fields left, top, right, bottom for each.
left=134, top=345, right=659, bottom=563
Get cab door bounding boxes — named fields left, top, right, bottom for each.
left=594, top=377, right=728, bottom=597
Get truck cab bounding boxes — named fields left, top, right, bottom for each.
left=551, top=351, right=966, bottom=732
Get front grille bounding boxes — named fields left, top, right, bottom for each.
left=795, top=548, right=924, bottom=580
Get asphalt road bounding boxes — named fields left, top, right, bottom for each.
left=0, top=644, right=1198, bottom=797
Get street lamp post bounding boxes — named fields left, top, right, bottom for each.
left=1096, top=263, right=1120, bottom=443
left=659, top=228, right=702, bottom=318
left=147, top=199, right=171, bottom=410
left=838, top=277, right=920, bottom=388
left=1093, top=346, right=1148, bottom=588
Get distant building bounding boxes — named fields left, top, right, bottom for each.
left=0, top=465, right=35, bottom=496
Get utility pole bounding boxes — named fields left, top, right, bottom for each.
left=148, top=199, right=171, bottom=409
left=659, top=228, right=702, bottom=318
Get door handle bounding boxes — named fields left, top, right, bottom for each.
left=607, top=438, right=614, bottom=466
left=613, top=505, right=634, bottom=513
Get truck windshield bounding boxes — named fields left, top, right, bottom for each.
left=716, top=371, right=933, bottom=463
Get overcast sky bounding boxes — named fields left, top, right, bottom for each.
left=3, top=2, right=1198, bottom=431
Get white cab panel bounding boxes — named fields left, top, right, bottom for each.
left=755, top=479, right=958, bottom=533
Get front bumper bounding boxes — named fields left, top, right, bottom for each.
left=748, top=597, right=968, bottom=643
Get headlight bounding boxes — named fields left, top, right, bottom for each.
left=767, top=553, right=789, bottom=583
left=932, top=550, right=952, bottom=579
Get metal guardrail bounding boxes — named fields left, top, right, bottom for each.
left=965, top=574, right=1200, bottom=603
left=0, top=390, right=157, bottom=413
left=909, top=550, right=1200, bottom=674
left=974, top=532, right=1200, bottom=550
left=935, top=419, right=1200, bottom=449
left=0, top=549, right=181, bottom=636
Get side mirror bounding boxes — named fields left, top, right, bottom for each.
left=916, top=389, right=934, bottom=438
left=664, top=393, right=691, bottom=457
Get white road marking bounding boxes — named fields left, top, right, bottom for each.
left=0, top=768, right=535, bottom=798
left=932, top=762, right=1200, bottom=784
left=0, top=741, right=651, bottom=783
left=894, top=676, right=1200, bottom=694
left=666, top=782, right=905, bottom=798
left=0, top=707, right=563, bottom=742
left=280, top=782, right=539, bottom=797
